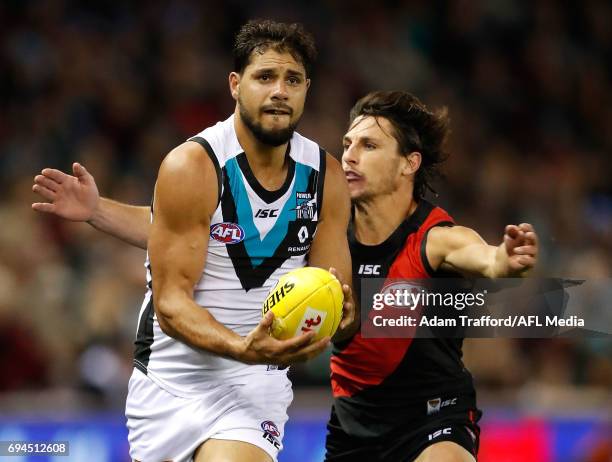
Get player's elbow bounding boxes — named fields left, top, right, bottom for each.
left=153, top=291, right=184, bottom=337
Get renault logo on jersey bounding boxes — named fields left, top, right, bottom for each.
left=210, top=222, right=245, bottom=244
left=293, top=192, right=315, bottom=220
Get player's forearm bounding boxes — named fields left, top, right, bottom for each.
left=88, top=198, right=151, bottom=249
left=443, top=243, right=498, bottom=278
left=470, top=243, right=513, bottom=278
left=155, top=292, right=247, bottom=361
left=490, top=243, right=525, bottom=278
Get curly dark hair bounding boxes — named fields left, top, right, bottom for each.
left=349, top=91, right=450, bottom=199
left=233, top=19, right=317, bottom=76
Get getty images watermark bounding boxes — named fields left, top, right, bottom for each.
left=360, top=279, right=611, bottom=338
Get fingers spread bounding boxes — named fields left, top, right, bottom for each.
left=32, top=202, right=56, bottom=213
left=41, top=168, right=67, bottom=184
left=35, top=175, right=60, bottom=192
left=32, top=184, right=57, bottom=201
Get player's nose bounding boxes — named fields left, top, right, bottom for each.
left=271, top=80, right=289, bottom=100
left=342, top=144, right=358, bottom=165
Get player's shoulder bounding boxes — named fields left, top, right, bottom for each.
left=427, top=225, right=483, bottom=253
left=323, top=151, right=344, bottom=179
left=289, top=131, right=326, bottom=170
left=189, top=116, right=241, bottom=164
left=426, top=202, right=454, bottom=224
left=319, top=152, right=349, bottom=217
left=155, top=142, right=219, bottom=215
left=162, top=141, right=216, bottom=175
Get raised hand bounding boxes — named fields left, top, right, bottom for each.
left=239, top=311, right=330, bottom=366
left=503, top=223, right=538, bottom=275
left=32, top=162, right=99, bottom=222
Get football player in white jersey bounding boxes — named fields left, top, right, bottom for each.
left=33, top=20, right=355, bottom=462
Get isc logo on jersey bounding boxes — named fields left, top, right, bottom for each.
left=210, top=222, right=245, bottom=244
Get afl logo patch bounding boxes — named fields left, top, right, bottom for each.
left=210, top=222, right=245, bottom=244
left=261, top=420, right=280, bottom=437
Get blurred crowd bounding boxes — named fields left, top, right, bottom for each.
left=1, top=0, right=610, bottom=410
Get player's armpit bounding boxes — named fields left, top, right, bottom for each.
left=307, top=153, right=357, bottom=341
left=149, top=142, right=245, bottom=358
left=426, top=226, right=497, bottom=278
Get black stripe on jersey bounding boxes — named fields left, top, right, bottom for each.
left=188, top=136, right=223, bottom=206
left=236, top=143, right=294, bottom=204
left=420, top=221, right=455, bottom=277
left=315, top=148, right=326, bottom=218
left=221, top=166, right=320, bottom=291
left=134, top=296, right=155, bottom=374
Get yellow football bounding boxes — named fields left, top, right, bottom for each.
left=262, top=267, right=344, bottom=341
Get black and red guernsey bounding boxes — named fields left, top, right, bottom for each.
left=330, top=200, right=476, bottom=438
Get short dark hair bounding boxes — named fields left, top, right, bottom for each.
left=233, top=19, right=317, bottom=76
left=349, top=91, right=450, bottom=199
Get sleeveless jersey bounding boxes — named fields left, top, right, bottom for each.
left=133, top=115, right=326, bottom=397
left=330, top=200, right=475, bottom=437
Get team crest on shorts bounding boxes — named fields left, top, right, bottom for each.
left=261, top=420, right=281, bottom=449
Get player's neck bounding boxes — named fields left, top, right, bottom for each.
left=353, top=191, right=417, bottom=245
left=234, top=111, right=290, bottom=190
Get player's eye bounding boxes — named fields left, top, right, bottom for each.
left=287, top=76, right=301, bottom=85
left=259, top=74, right=272, bottom=81
left=365, top=143, right=376, bottom=150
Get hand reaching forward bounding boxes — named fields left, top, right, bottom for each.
left=503, top=223, right=538, bottom=275
left=32, top=162, right=99, bottom=222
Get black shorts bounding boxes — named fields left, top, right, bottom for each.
left=324, top=404, right=481, bottom=462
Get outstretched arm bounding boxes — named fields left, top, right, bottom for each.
left=307, top=154, right=357, bottom=342
left=32, top=162, right=150, bottom=249
left=426, top=223, right=538, bottom=278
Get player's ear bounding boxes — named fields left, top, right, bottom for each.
left=229, top=72, right=241, bottom=101
left=306, top=78, right=311, bottom=90
left=402, top=151, right=421, bottom=176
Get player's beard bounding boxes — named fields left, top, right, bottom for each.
left=239, top=101, right=299, bottom=147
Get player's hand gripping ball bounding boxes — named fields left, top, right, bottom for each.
left=262, top=267, right=344, bottom=341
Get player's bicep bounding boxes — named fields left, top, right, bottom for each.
left=307, top=154, right=351, bottom=279
left=148, top=143, right=218, bottom=313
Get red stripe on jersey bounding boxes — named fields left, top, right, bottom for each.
left=331, top=205, right=454, bottom=398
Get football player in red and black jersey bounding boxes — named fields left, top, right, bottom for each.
left=327, top=91, right=538, bottom=462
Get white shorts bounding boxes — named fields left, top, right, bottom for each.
left=125, top=368, right=293, bottom=462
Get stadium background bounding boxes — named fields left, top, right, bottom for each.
left=1, top=0, right=610, bottom=460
